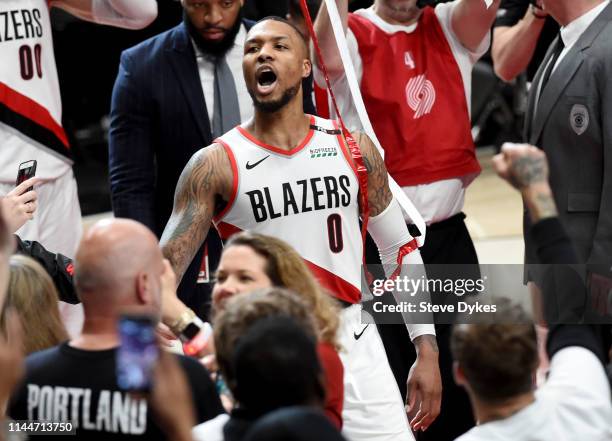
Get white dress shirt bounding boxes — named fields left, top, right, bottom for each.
left=193, top=24, right=254, bottom=131
left=553, top=0, right=610, bottom=73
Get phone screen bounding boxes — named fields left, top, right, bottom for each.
left=116, top=315, right=158, bottom=392
left=16, top=160, right=37, bottom=191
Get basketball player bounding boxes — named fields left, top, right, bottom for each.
left=161, top=17, right=441, bottom=441
left=0, top=0, right=157, bottom=336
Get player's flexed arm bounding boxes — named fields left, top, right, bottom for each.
left=160, top=145, right=233, bottom=284
left=355, top=132, right=442, bottom=432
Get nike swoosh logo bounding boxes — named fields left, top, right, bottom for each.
left=353, top=324, right=369, bottom=341
left=246, top=155, right=270, bottom=170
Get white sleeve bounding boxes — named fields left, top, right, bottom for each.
left=434, top=0, right=490, bottom=65
left=192, top=414, right=230, bottom=441
left=91, top=0, right=157, bottom=30
left=538, top=346, right=612, bottom=433
left=543, top=347, right=611, bottom=401
left=368, top=199, right=436, bottom=340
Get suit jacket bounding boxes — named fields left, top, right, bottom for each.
left=524, top=4, right=612, bottom=272
left=108, top=21, right=250, bottom=309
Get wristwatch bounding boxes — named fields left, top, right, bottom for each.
left=169, top=308, right=196, bottom=337
left=169, top=307, right=213, bottom=357
left=182, top=320, right=213, bottom=357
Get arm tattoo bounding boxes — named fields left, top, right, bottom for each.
left=160, top=144, right=231, bottom=283
left=353, top=132, right=393, bottom=217
left=525, top=190, right=558, bottom=223
left=511, top=156, right=547, bottom=189
left=413, top=334, right=439, bottom=353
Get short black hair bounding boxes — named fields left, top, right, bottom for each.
left=254, top=15, right=309, bottom=51
left=231, top=316, right=324, bottom=416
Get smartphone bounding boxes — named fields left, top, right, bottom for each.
left=16, top=160, right=37, bottom=192
left=116, top=314, right=159, bottom=392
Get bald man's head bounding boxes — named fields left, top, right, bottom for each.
left=74, top=219, right=164, bottom=318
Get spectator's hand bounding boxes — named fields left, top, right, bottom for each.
left=1, top=178, right=41, bottom=233
left=201, top=352, right=218, bottom=374
left=160, top=259, right=190, bottom=328
left=203, top=362, right=234, bottom=413
left=149, top=349, right=196, bottom=441
left=0, top=310, right=24, bottom=416
left=493, top=143, right=548, bottom=190
left=406, top=337, right=442, bottom=432
left=156, top=323, right=178, bottom=348
left=493, top=144, right=558, bottom=222
left=220, top=394, right=234, bottom=413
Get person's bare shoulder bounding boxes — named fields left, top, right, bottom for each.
left=179, top=143, right=234, bottom=210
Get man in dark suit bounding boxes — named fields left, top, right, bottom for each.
left=108, top=0, right=253, bottom=318
left=524, top=0, right=612, bottom=309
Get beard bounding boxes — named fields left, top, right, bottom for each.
left=184, top=10, right=243, bottom=58
left=249, top=80, right=302, bottom=114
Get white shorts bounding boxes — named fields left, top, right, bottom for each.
left=0, top=168, right=84, bottom=337
left=339, top=304, right=414, bottom=441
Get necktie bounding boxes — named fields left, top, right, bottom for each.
left=539, top=34, right=565, bottom=96
left=212, top=55, right=241, bottom=138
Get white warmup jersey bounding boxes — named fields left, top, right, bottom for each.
left=214, top=115, right=363, bottom=304
left=0, top=0, right=71, bottom=181
left=0, top=1, right=83, bottom=339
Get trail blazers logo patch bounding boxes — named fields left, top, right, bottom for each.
left=570, top=104, right=589, bottom=136
left=406, top=74, right=436, bottom=119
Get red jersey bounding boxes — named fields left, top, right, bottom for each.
left=348, top=7, right=480, bottom=186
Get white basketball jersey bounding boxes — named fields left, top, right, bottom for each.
left=0, top=0, right=69, bottom=159
left=214, top=115, right=363, bottom=304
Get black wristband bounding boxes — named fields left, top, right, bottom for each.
left=547, top=325, right=605, bottom=363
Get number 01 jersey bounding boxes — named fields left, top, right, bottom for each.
left=0, top=0, right=70, bottom=162
left=214, top=115, right=363, bottom=304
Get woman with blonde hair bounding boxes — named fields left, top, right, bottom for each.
left=162, top=231, right=344, bottom=428
left=0, top=255, right=68, bottom=354
left=212, top=232, right=340, bottom=349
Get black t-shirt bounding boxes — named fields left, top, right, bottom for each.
left=494, top=0, right=560, bottom=81
left=8, top=343, right=224, bottom=441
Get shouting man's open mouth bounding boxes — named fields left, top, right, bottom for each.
left=256, top=66, right=278, bottom=96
